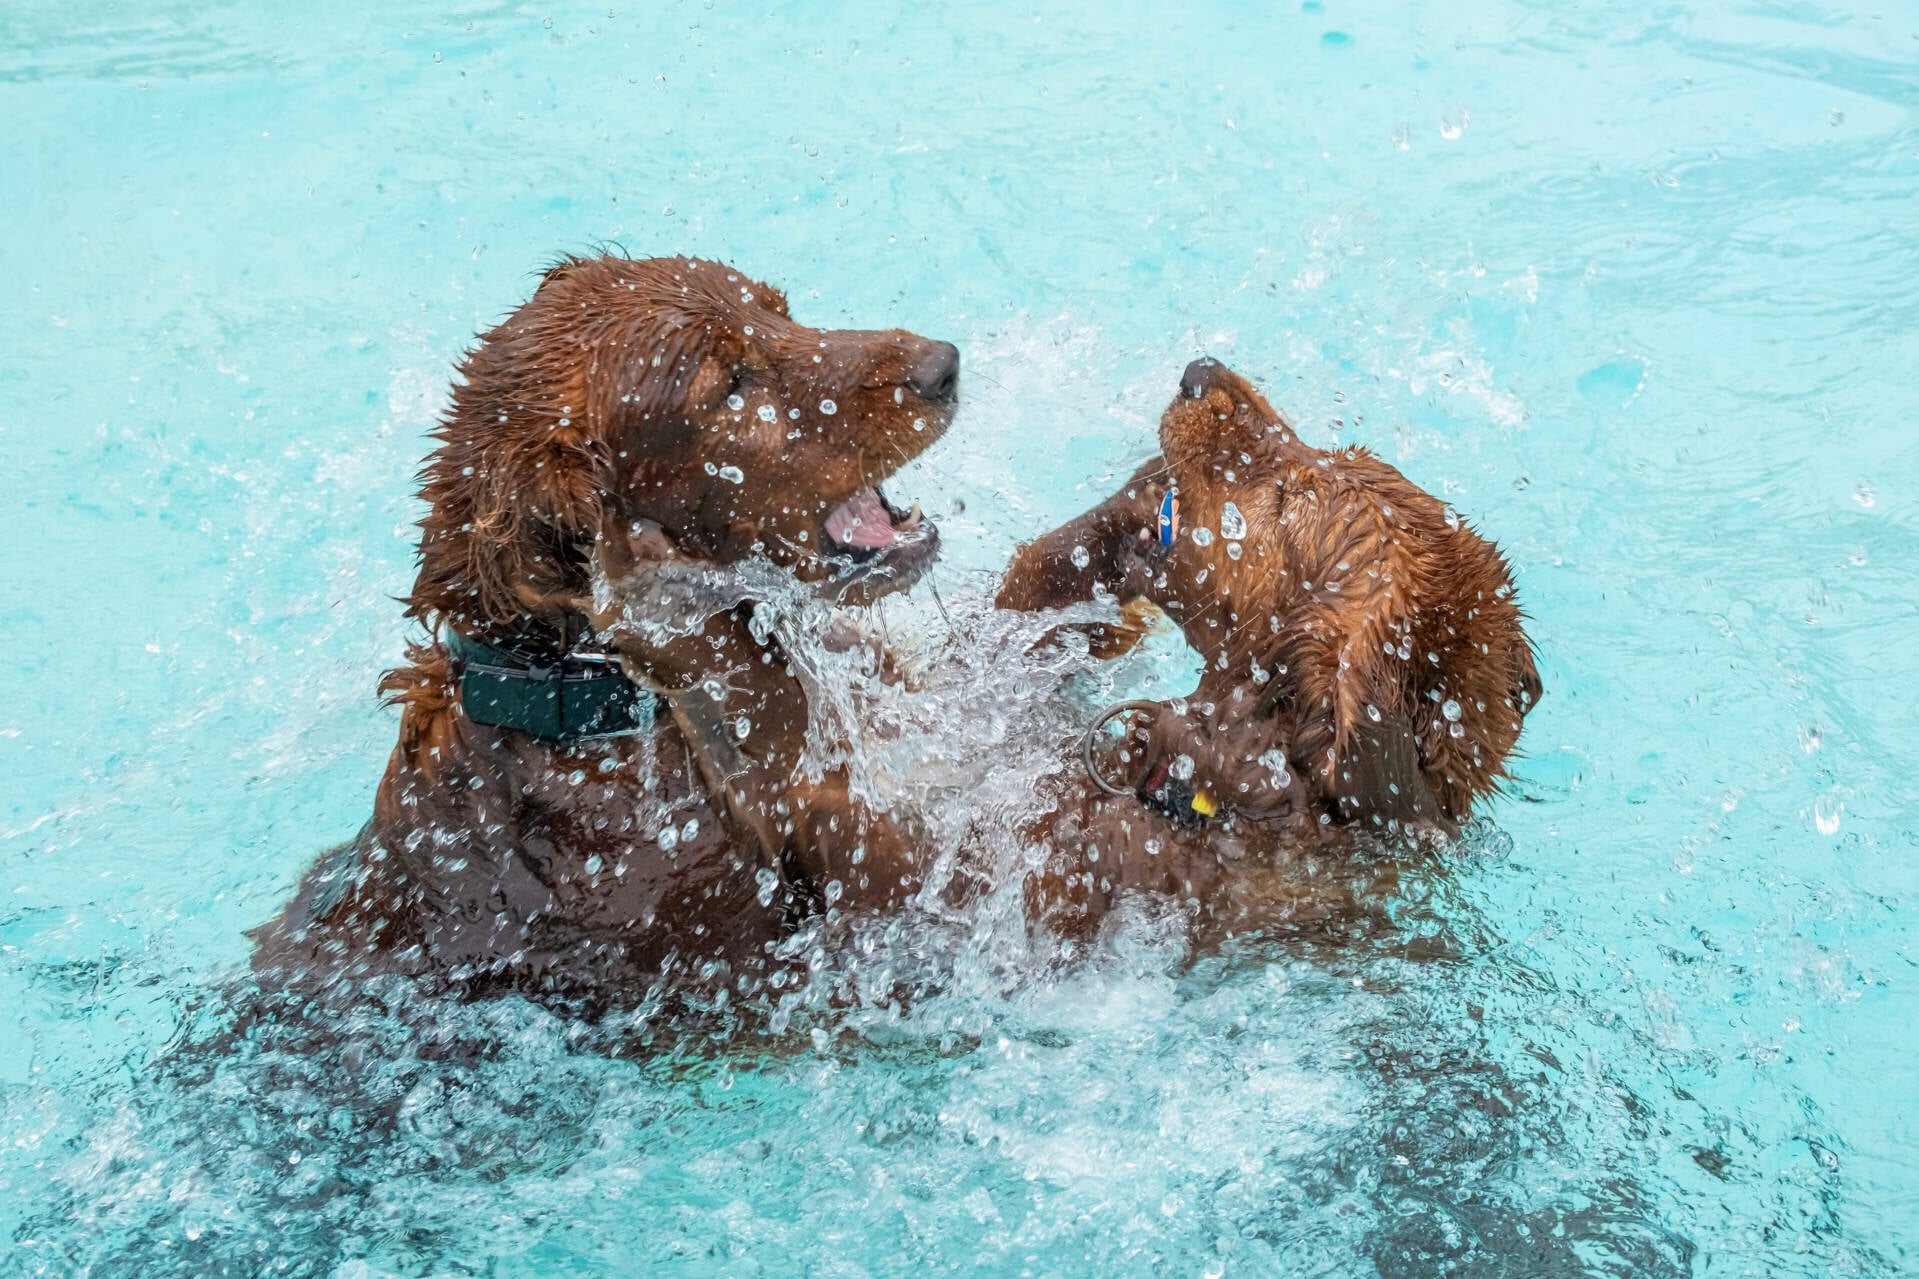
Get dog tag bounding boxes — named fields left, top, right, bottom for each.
left=1219, top=501, right=1247, bottom=541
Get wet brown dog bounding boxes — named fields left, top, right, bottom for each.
left=252, top=256, right=958, bottom=1006
left=1000, top=358, right=1540, bottom=905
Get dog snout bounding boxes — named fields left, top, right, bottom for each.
left=1180, top=357, right=1225, bottom=399
left=906, top=341, right=960, bottom=402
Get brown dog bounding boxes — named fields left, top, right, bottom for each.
left=252, top=256, right=958, bottom=1006
left=1000, top=357, right=1540, bottom=840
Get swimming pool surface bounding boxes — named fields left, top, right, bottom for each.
left=5, top=2, right=1916, bottom=1275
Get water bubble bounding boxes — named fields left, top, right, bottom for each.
left=734, top=715, right=752, bottom=739
left=1219, top=501, right=1247, bottom=540
left=1442, top=698, right=1462, bottom=722
left=757, top=404, right=777, bottom=422
left=584, top=854, right=603, bottom=874
left=824, top=879, right=843, bottom=905
left=658, top=826, right=679, bottom=852
left=1366, top=703, right=1382, bottom=723
left=1813, top=795, right=1842, bottom=836
left=718, top=464, right=744, bottom=484
left=1440, top=107, right=1469, bottom=139
left=1191, top=526, right=1215, bottom=547
left=819, top=398, right=838, bottom=415
left=755, top=866, right=779, bottom=906
left=1172, top=754, right=1196, bottom=781
left=1853, top=483, right=1876, bottom=509
left=1226, top=542, right=1242, bottom=560
left=726, top=393, right=745, bottom=411
left=1070, top=544, right=1091, bottom=570
left=1258, top=749, right=1291, bottom=785
left=703, top=461, right=718, bottom=475
left=912, top=417, right=927, bottom=432
left=681, top=818, right=699, bottom=842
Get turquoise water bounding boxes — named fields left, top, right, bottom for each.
left=5, top=1, right=1917, bottom=1274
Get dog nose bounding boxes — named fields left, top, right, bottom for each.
left=1180, top=357, right=1224, bottom=399
left=907, top=341, right=960, bottom=402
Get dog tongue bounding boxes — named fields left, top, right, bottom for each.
left=825, top=487, right=897, bottom=550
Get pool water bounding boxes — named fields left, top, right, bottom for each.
left=5, top=1, right=1917, bottom=1274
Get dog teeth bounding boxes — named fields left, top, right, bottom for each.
left=900, top=500, right=924, bottom=531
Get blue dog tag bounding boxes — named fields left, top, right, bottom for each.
left=1156, top=491, right=1179, bottom=547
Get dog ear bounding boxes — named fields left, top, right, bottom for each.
left=410, top=259, right=745, bottom=630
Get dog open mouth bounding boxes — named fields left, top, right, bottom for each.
left=822, top=486, right=927, bottom=559
left=818, top=486, right=939, bottom=603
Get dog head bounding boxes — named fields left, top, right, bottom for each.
left=410, top=254, right=958, bottom=631
left=1001, top=356, right=1540, bottom=827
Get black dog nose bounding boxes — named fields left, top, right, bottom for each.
left=1181, top=357, right=1224, bottom=399
left=907, top=340, right=960, bottom=402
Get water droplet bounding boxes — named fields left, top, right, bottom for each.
left=1226, top=541, right=1243, bottom=560
left=1070, top=544, right=1091, bottom=570
left=658, top=826, right=679, bottom=851
left=1172, top=753, right=1196, bottom=781
left=734, top=715, right=752, bottom=739
left=757, top=403, right=776, bottom=422
left=912, top=417, right=927, bottom=432
left=1442, top=698, right=1463, bottom=722
left=1258, top=749, right=1291, bottom=785
left=703, top=461, right=718, bottom=475
left=1813, top=795, right=1842, bottom=836
left=755, top=865, right=780, bottom=906
left=1220, top=501, right=1247, bottom=540
left=718, top=464, right=744, bottom=484
left=824, top=879, right=843, bottom=905
left=726, top=393, right=745, bottom=411
left=819, top=398, right=838, bottom=415
left=681, top=818, right=699, bottom=842
left=584, top=854, right=603, bottom=874
left=1366, top=703, right=1382, bottom=723
left=1191, top=526, right=1215, bottom=547
left=1440, top=107, right=1469, bottom=139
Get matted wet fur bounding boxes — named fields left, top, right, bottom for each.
left=252, top=256, right=959, bottom=1007
left=999, top=357, right=1541, bottom=834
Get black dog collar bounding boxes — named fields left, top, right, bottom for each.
left=447, top=630, right=651, bottom=743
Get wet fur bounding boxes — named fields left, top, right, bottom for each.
left=253, top=256, right=956, bottom=1005
left=999, top=359, right=1541, bottom=830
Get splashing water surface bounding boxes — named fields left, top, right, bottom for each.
left=4, top=1, right=1917, bottom=1276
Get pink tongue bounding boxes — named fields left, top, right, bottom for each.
left=825, top=487, right=897, bottom=550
